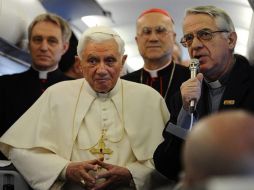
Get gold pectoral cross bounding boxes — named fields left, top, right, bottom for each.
left=90, top=129, right=113, bottom=159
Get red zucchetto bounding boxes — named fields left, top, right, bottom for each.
left=138, top=8, right=174, bottom=23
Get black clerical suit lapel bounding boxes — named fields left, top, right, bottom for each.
left=220, top=60, right=250, bottom=110
left=196, top=83, right=210, bottom=118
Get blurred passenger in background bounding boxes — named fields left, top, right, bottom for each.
left=59, top=32, right=83, bottom=79
left=172, top=42, right=182, bottom=65
left=182, top=110, right=254, bottom=189
left=172, top=42, right=189, bottom=67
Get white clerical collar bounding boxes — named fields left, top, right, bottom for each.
left=33, top=65, right=58, bottom=79
left=85, top=78, right=121, bottom=98
left=205, top=58, right=235, bottom=89
left=144, top=61, right=171, bottom=78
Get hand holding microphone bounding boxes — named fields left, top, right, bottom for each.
left=180, top=59, right=202, bottom=113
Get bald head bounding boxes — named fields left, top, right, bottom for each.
left=136, top=10, right=174, bottom=34
left=183, top=110, right=254, bottom=188
left=135, top=8, right=176, bottom=69
left=138, top=8, right=174, bottom=23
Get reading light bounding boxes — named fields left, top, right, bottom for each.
left=81, top=15, right=113, bottom=27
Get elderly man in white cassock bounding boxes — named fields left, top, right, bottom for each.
left=0, top=26, right=170, bottom=190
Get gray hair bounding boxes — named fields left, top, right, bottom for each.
left=77, top=26, right=125, bottom=59
left=185, top=5, right=235, bottom=32
left=28, top=13, right=72, bottom=43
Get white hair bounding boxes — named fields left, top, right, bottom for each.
left=77, top=26, right=125, bottom=58
left=185, top=5, right=235, bottom=32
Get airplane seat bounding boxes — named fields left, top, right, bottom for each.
left=0, top=161, right=31, bottom=190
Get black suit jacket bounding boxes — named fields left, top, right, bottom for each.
left=153, top=54, right=254, bottom=182
left=0, top=68, right=71, bottom=136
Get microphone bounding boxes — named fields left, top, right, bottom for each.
left=189, top=59, right=200, bottom=113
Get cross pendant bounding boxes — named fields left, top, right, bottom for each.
left=90, top=129, right=113, bottom=159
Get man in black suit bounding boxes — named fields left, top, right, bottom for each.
left=0, top=13, right=72, bottom=141
left=153, top=5, right=254, bottom=183
left=121, top=8, right=189, bottom=109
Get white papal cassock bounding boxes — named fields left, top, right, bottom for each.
left=0, top=78, right=170, bottom=190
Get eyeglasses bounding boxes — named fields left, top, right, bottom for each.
left=139, top=26, right=173, bottom=38
left=180, top=29, right=229, bottom=47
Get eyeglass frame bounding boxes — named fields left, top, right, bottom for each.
left=137, top=25, right=175, bottom=38
left=180, top=28, right=229, bottom=48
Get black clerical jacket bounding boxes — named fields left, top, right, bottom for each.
left=121, top=62, right=189, bottom=109
left=0, top=68, right=71, bottom=136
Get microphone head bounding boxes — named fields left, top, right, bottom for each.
left=189, top=59, right=200, bottom=112
left=189, top=58, right=200, bottom=70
